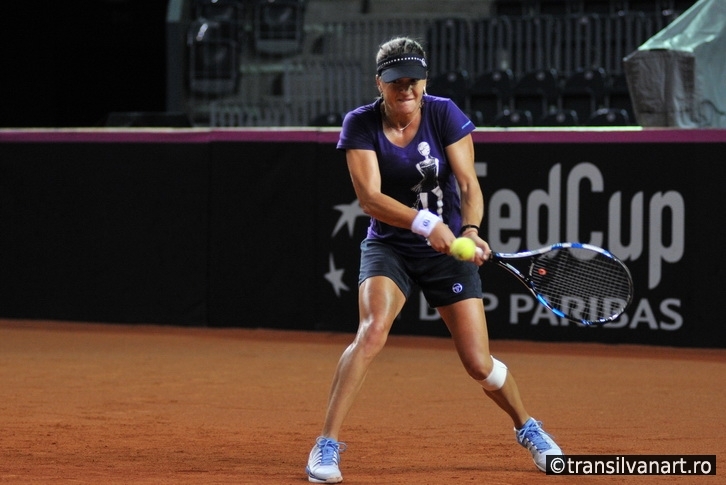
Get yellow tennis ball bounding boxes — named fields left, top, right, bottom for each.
left=451, top=237, right=476, bottom=261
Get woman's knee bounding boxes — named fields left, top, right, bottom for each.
left=470, top=356, right=508, bottom=391
left=353, top=319, right=390, bottom=357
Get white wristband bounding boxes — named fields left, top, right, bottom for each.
left=411, top=210, right=441, bottom=237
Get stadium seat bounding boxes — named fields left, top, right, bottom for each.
left=427, top=70, right=471, bottom=111
left=561, top=67, right=607, bottom=124
left=586, top=108, right=630, bottom=126
left=253, top=0, right=306, bottom=55
left=607, top=73, right=635, bottom=124
left=493, top=109, right=533, bottom=127
left=309, top=112, right=344, bottom=127
left=512, top=69, right=559, bottom=123
left=469, top=69, right=514, bottom=125
left=193, top=0, right=246, bottom=43
left=538, top=109, right=579, bottom=126
left=188, top=18, right=239, bottom=95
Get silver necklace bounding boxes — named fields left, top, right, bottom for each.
left=389, top=116, right=415, bottom=132
left=383, top=107, right=419, bottom=132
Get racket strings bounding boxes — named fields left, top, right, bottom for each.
left=530, top=248, right=632, bottom=322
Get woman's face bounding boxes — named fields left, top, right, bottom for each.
left=377, top=77, right=426, bottom=116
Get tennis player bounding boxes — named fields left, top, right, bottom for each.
left=306, top=36, right=562, bottom=483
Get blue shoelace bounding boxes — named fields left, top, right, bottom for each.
left=519, top=420, right=552, bottom=452
left=316, top=437, right=346, bottom=465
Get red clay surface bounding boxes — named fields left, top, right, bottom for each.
left=1, top=319, right=724, bottom=484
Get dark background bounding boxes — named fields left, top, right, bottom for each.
left=3, top=1, right=168, bottom=128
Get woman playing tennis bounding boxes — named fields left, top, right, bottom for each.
left=305, top=36, right=563, bottom=483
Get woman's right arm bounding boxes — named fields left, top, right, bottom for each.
left=346, top=148, right=416, bottom=228
left=346, top=148, right=454, bottom=252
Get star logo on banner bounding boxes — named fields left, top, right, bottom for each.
left=324, top=253, right=350, bottom=297
left=332, top=199, right=367, bottom=237
left=324, top=198, right=368, bottom=297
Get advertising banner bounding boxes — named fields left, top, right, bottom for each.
left=315, top=132, right=726, bottom=347
left=2, top=129, right=724, bottom=347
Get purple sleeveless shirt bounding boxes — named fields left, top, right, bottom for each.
left=337, top=95, right=476, bottom=257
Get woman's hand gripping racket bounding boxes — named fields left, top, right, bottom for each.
left=479, top=242, right=634, bottom=325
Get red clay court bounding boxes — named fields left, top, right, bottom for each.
left=0, top=319, right=723, bottom=484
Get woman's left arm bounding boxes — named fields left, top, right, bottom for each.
left=446, top=134, right=491, bottom=261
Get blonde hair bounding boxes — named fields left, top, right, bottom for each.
left=376, top=37, right=426, bottom=65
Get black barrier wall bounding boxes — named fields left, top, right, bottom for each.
left=1, top=129, right=725, bottom=347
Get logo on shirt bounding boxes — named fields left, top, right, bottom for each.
left=411, top=141, right=443, bottom=217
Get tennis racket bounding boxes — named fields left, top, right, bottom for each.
left=485, top=242, right=634, bottom=325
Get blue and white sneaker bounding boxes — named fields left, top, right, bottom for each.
left=515, top=418, right=562, bottom=472
left=306, top=436, right=346, bottom=483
